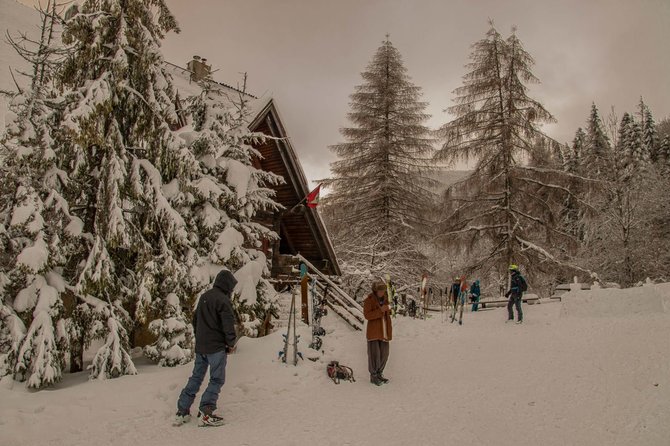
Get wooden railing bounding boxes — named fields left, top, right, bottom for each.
left=294, top=254, right=364, bottom=331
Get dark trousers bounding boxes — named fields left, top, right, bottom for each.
left=507, top=295, right=523, bottom=321
left=177, top=351, right=227, bottom=415
left=367, top=340, right=389, bottom=378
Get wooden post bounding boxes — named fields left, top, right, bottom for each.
left=300, top=275, right=309, bottom=325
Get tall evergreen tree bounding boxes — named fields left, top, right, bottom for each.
left=0, top=1, right=76, bottom=388
left=56, top=0, right=191, bottom=378
left=436, top=23, right=578, bottom=284
left=582, top=104, right=611, bottom=176
left=660, top=136, right=670, bottom=170
left=559, top=128, right=588, bottom=241
left=323, top=37, right=436, bottom=286
left=639, top=99, right=659, bottom=163
left=176, top=81, right=282, bottom=340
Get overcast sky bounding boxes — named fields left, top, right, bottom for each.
left=18, top=0, right=670, bottom=186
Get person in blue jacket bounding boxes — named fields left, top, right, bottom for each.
left=470, top=280, right=481, bottom=311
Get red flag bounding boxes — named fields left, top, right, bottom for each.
left=306, top=184, right=321, bottom=208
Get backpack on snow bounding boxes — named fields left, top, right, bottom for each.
left=327, top=361, right=355, bottom=384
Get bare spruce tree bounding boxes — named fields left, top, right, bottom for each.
left=436, top=23, right=579, bottom=287
left=323, top=37, right=436, bottom=288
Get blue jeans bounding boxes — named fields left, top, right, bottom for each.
left=177, top=351, right=227, bottom=415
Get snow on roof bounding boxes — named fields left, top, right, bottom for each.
left=164, top=61, right=257, bottom=101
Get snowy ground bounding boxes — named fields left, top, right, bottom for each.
left=2, top=287, right=670, bottom=446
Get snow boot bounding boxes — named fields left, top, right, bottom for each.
left=198, top=411, right=225, bottom=427
left=173, top=412, right=191, bottom=427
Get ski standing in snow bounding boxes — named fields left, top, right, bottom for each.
left=448, top=277, right=465, bottom=325
left=175, top=270, right=238, bottom=427
left=278, top=286, right=303, bottom=365
left=364, top=280, right=393, bottom=386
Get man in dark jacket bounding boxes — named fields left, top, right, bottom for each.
left=175, top=270, right=238, bottom=427
left=506, top=265, right=526, bottom=324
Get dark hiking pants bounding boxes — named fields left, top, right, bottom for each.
left=368, top=340, right=389, bottom=378
left=507, top=294, right=523, bottom=321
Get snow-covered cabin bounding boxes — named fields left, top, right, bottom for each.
left=167, top=57, right=341, bottom=278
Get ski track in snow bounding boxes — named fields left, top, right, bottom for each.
left=1, top=300, right=670, bottom=446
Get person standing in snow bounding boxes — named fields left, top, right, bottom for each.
left=174, top=270, right=238, bottom=427
left=470, top=280, right=481, bottom=312
left=364, top=280, right=393, bottom=386
left=506, top=265, right=527, bottom=324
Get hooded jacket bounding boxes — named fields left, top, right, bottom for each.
left=363, top=293, right=393, bottom=342
left=470, top=281, right=481, bottom=298
left=193, top=270, right=238, bottom=354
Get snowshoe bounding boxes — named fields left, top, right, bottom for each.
left=198, top=411, right=225, bottom=427
left=173, top=412, right=191, bottom=427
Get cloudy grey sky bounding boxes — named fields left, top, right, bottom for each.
left=18, top=0, right=670, bottom=186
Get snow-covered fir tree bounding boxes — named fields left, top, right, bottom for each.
left=639, top=99, right=659, bottom=163
left=578, top=107, right=670, bottom=286
left=559, top=128, right=588, bottom=241
left=582, top=104, right=611, bottom=177
left=322, top=37, right=436, bottom=289
left=0, top=1, right=77, bottom=388
left=57, top=0, right=191, bottom=376
left=435, top=23, right=581, bottom=286
left=177, top=80, right=282, bottom=339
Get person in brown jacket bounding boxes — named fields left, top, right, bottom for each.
left=364, top=280, right=393, bottom=386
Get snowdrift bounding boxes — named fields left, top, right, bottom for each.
left=560, top=282, right=670, bottom=318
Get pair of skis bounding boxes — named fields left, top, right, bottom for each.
left=449, top=289, right=464, bottom=325
left=279, top=286, right=303, bottom=365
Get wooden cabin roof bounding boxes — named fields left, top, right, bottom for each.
left=166, top=60, right=341, bottom=276
left=248, top=98, right=341, bottom=276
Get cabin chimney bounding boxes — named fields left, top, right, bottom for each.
left=187, top=55, right=212, bottom=82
